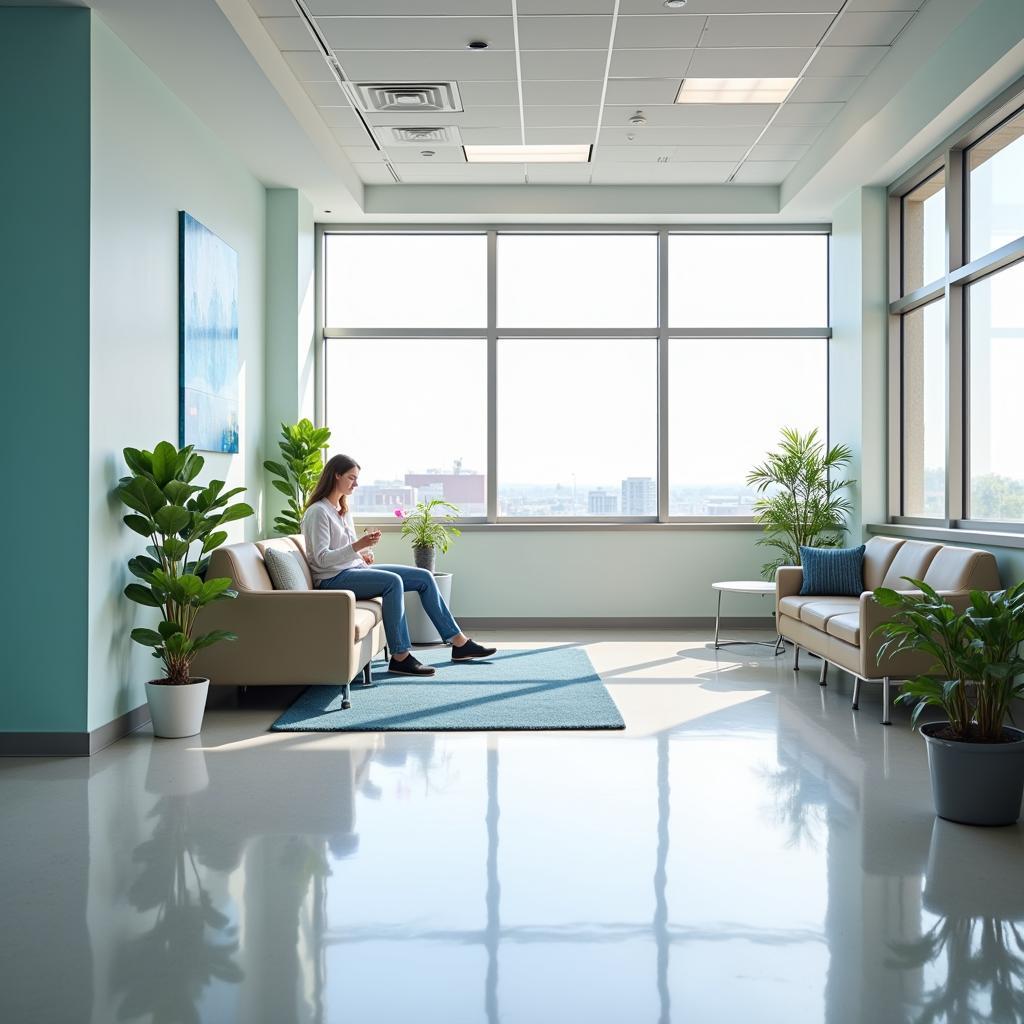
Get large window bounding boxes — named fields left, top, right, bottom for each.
left=321, top=229, right=830, bottom=522
left=891, top=94, right=1024, bottom=528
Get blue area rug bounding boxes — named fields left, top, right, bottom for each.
left=270, top=646, right=625, bottom=732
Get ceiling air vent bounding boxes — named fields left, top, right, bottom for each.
left=386, top=126, right=463, bottom=146
left=352, top=82, right=463, bottom=114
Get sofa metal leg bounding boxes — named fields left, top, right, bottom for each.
left=819, top=660, right=828, bottom=687
left=851, top=677, right=861, bottom=711
left=881, top=676, right=892, bottom=726
left=341, top=681, right=352, bottom=711
left=793, top=646, right=801, bottom=672
left=363, top=662, right=372, bottom=686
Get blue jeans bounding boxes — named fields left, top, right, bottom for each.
left=316, top=564, right=460, bottom=655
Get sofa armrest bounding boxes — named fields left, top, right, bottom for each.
left=775, top=566, right=803, bottom=619
left=193, top=589, right=362, bottom=685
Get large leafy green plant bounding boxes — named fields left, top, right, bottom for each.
left=747, top=427, right=855, bottom=580
left=872, top=579, right=1024, bottom=741
left=264, top=419, right=331, bottom=536
left=117, top=442, right=254, bottom=685
left=397, top=499, right=462, bottom=553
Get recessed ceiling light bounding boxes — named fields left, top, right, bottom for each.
left=464, top=144, right=591, bottom=164
left=676, top=77, right=798, bottom=104
left=467, top=39, right=488, bottom=50
left=664, top=0, right=687, bottom=7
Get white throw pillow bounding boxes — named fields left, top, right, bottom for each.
left=263, top=546, right=310, bottom=591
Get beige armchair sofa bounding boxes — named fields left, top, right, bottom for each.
left=776, top=536, right=1000, bottom=725
left=192, top=536, right=386, bottom=709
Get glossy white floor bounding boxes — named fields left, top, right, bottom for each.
left=3, top=629, right=1023, bottom=1024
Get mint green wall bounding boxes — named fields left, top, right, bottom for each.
left=0, top=9, right=91, bottom=733
left=87, top=16, right=267, bottom=732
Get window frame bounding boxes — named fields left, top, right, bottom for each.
left=888, top=76, right=1024, bottom=534
left=317, top=224, right=832, bottom=526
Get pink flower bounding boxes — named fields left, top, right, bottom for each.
left=394, top=508, right=405, bottom=518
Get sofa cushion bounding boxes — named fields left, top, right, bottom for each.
left=863, top=536, right=905, bottom=590
left=263, top=546, right=311, bottom=591
left=778, top=595, right=822, bottom=620
left=880, top=540, right=942, bottom=589
left=353, top=607, right=378, bottom=641
left=800, top=597, right=860, bottom=630
left=799, top=545, right=865, bottom=596
left=355, top=598, right=383, bottom=625
left=826, top=612, right=860, bottom=645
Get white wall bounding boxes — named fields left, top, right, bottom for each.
left=88, top=16, right=266, bottom=731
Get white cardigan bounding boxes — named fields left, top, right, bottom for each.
left=300, top=499, right=365, bottom=584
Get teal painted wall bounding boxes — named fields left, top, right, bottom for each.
left=0, top=9, right=91, bottom=733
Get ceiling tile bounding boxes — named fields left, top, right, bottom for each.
left=594, top=145, right=673, bottom=163
left=461, top=127, right=523, bottom=144
left=844, top=0, right=924, bottom=10
left=609, top=48, right=691, bottom=79
left=332, top=126, right=375, bottom=146
left=302, top=80, right=348, bottom=106
left=524, top=164, right=595, bottom=184
left=342, top=146, right=384, bottom=163
left=250, top=0, right=297, bottom=15
left=260, top=17, right=316, bottom=51
left=804, top=45, right=887, bottom=76
left=319, top=105, right=360, bottom=128
left=393, top=163, right=525, bottom=183
left=758, top=123, right=825, bottom=144
left=687, top=47, right=812, bottom=78
left=382, top=146, right=466, bottom=163
left=773, top=102, right=843, bottom=125
left=619, top=0, right=842, bottom=11
left=748, top=143, right=809, bottom=161
left=614, top=15, right=703, bottom=49
left=701, top=13, right=832, bottom=48
left=523, top=81, right=605, bottom=105
left=591, top=162, right=734, bottom=183
left=825, top=11, right=914, bottom=46
left=520, top=50, right=610, bottom=80
left=605, top=79, right=683, bottom=105
left=525, top=126, right=598, bottom=143
left=604, top=103, right=775, bottom=127
left=598, top=124, right=763, bottom=145
left=319, top=17, right=515, bottom=51
left=282, top=51, right=334, bottom=82
left=674, top=144, right=751, bottom=161
left=367, top=107, right=522, bottom=128
left=732, top=161, right=796, bottom=183
left=518, top=16, right=612, bottom=50
left=525, top=106, right=600, bottom=127
left=786, top=76, right=864, bottom=103
left=355, top=164, right=395, bottom=184
left=309, top=0, right=510, bottom=13
left=336, top=50, right=518, bottom=81
left=458, top=81, right=520, bottom=106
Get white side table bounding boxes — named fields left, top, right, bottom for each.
left=712, top=580, right=783, bottom=653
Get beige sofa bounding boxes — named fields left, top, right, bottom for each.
left=192, top=536, right=386, bottom=709
left=776, top=537, right=1000, bottom=725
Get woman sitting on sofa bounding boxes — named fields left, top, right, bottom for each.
left=301, top=453, right=497, bottom=677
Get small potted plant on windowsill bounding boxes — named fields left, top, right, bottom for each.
left=118, top=442, right=254, bottom=738
left=872, top=579, right=1024, bottom=826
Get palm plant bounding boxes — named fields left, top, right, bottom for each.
left=872, top=579, right=1024, bottom=741
left=746, top=427, right=855, bottom=580
left=264, top=419, right=331, bottom=536
left=118, top=442, right=253, bottom=685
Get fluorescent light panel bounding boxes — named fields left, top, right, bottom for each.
left=675, top=78, right=798, bottom=104
left=464, top=144, right=592, bottom=164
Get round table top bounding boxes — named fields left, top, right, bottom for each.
left=712, top=580, right=775, bottom=595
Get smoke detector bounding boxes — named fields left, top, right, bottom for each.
left=385, top=126, right=463, bottom=146
left=628, top=111, right=648, bottom=126
left=352, top=82, right=463, bottom=113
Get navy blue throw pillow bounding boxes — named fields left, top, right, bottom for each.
left=799, top=545, right=865, bottom=597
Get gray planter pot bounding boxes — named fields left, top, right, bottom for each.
left=413, top=545, right=436, bottom=571
left=922, top=722, right=1024, bottom=826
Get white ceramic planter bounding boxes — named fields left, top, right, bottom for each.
left=405, top=572, right=453, bottom=644
left=145, top=677, right=210, bottom=739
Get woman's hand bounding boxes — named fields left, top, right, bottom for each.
left=361, top=550, right=375, bottom=565
left=354, top=529, right=382, bottom=552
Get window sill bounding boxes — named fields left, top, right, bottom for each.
left=358, top=520, right=764, bottom=532
left=868, top=522, right=1024, bottom=551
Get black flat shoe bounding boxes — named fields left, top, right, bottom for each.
left=389, top=654, right=436, bottom=676
left=452, top=639, right=498, bottom=662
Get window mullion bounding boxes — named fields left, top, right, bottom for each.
left=657, top=229, right=669, bottom=524
left=487, top=230, right=498, bottom=524
left=945, top=148, right=965, bottom=524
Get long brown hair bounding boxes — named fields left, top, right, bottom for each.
left=305, top=454, right=360, bottom=515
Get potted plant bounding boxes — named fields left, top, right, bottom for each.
left=263, top=419, right=331, bottom=536
left=118, top=441, right=254, bottom=738
left=872, top=579, right=1024, bottom=826
left=395, top=499, right=461, bottom=572
left=746, top=427, right=855, bottom=580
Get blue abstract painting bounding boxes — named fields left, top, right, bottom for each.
left=179, top=211, right=239, bottom=453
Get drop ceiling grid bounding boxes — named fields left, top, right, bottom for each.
left=256, top=1, right=923, bottom=187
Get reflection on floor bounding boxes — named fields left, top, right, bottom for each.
left=2, top=629, right=1022, bottom=1024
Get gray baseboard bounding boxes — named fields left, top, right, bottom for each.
left=0, top=703, right=151, bottom=758
left=458, top=616, right=776, bottom=630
